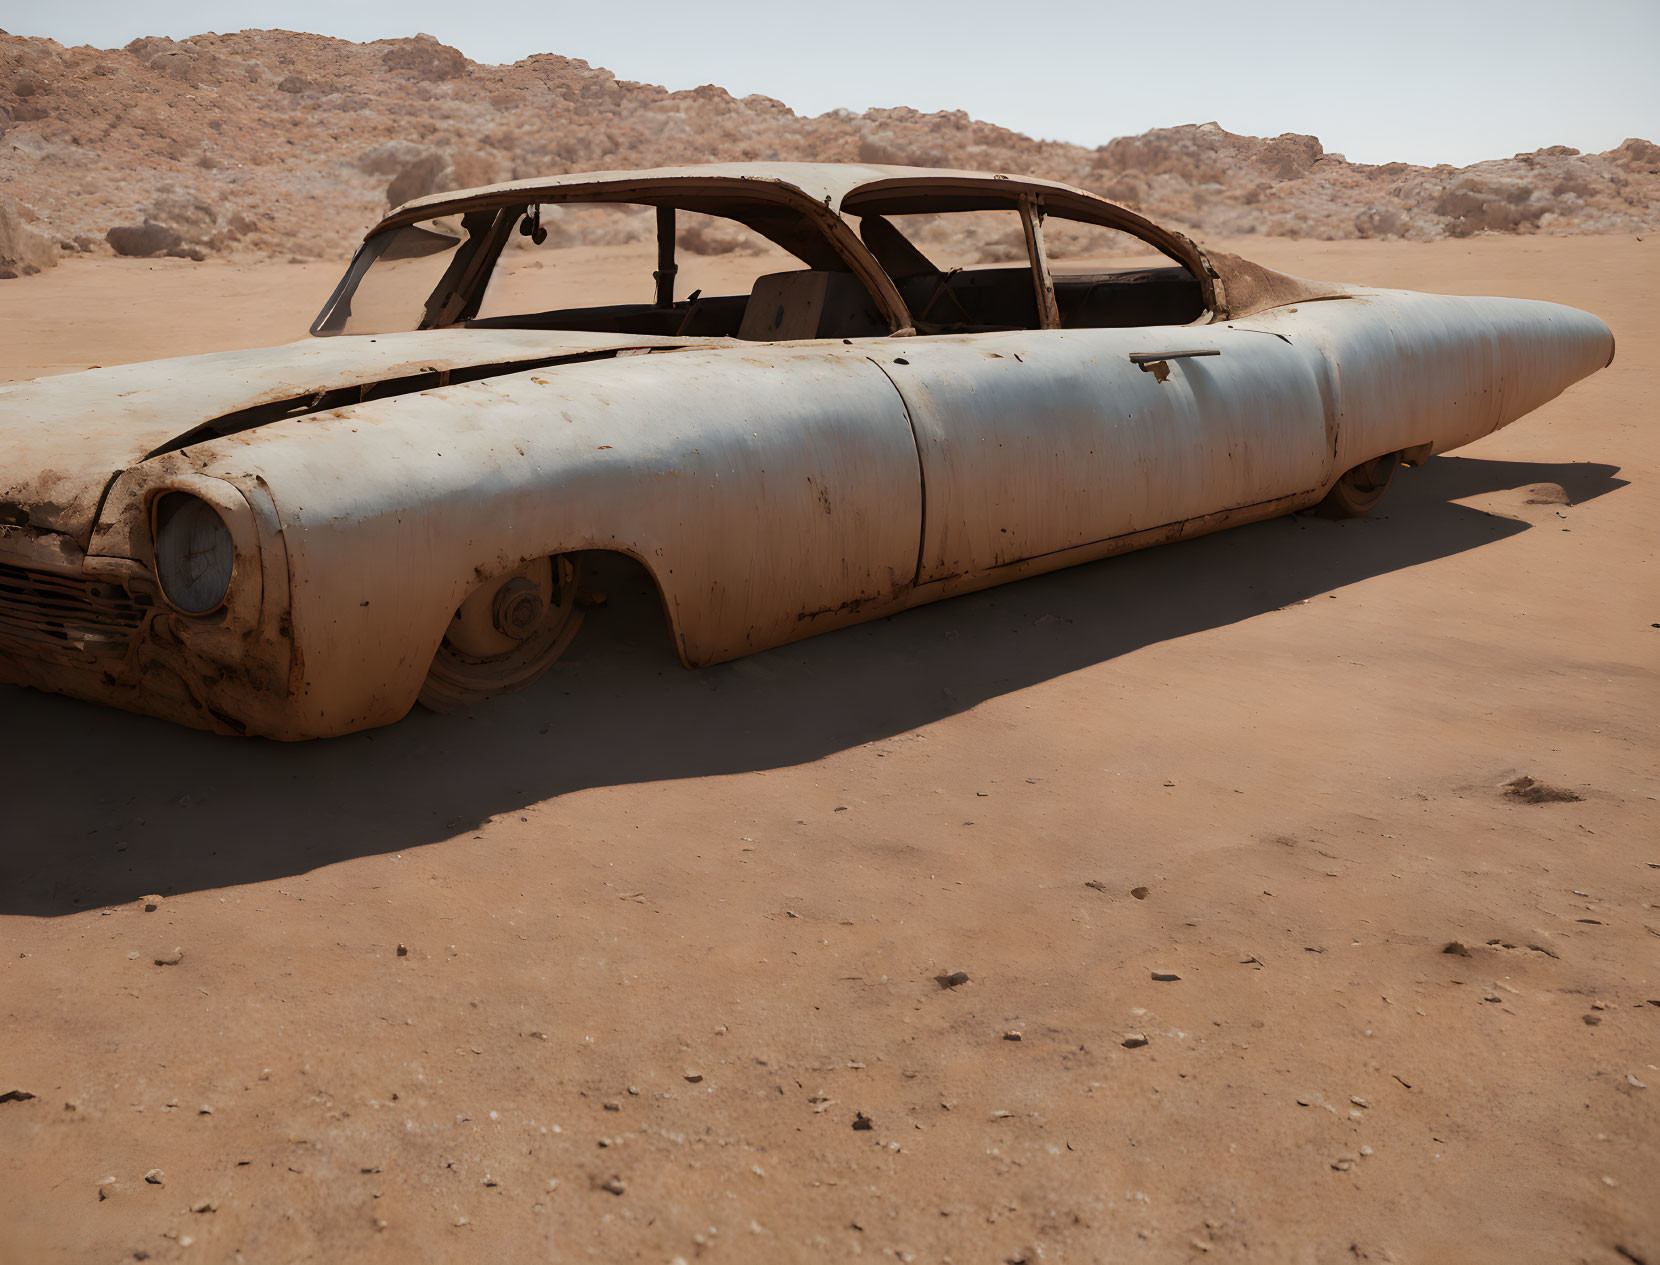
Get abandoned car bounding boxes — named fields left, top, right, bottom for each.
left=0, top=163, right=1616, bottom=738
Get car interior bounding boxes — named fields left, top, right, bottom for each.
left=318, top=184, right=1207, bottom=341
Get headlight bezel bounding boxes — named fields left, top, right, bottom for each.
left=145, top=482, right=259, bottom=619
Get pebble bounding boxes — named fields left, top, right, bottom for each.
left=1003, top=1030, right=1022, bottom=1042
left=396, top=943, right=408, bottom=957
left=599, top=1176, right=626, bottom=1195
left=96, top=1177, right=118, bottom=1200
left=142, top=896, right=162, bottom=912
left=454, top=1215, right=470, bottom=1226
left=190, top=1199, right=216, bottom=1214
left=144, top=1169, right=165, bottom=1185
left=1359, top=1145, right=1374, bottom=1156
left=1131, top=887, right=1150, bottom=900
left=1151, top=970, right=1181, bottom=982
left=936, top=970, right=970, bottom=989
left=603, top=1101, right=621, bottom=1112
left=1584, top=1014, right=1602, bottom=1026
left=1630, top=1075, right=1648, bottom=1089
left=1442, top=941, right=1472, bottom=958
left=198, top=1104, right=213, bottom=1115
left=1331, top=1158, right=1354, bottom=1172
left=852, top=1111, right=874, bottom=1131
left=154, top=948, right=184, bottom=966
left=683, top=1070, right=703, bottom=1083
left=1350, top=1097, right=1370, bottom=1108
left=1121, top=1034, right=1149, bottom=1049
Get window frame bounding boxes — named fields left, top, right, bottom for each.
left=314, top=175, right=914, bottom=337
left=841, top=176, right=1216, bottom=333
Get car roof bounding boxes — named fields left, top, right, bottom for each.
left=382, top=161, right=1105, bottom=223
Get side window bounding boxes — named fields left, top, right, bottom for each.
left=858, top=210, right=1042, bottom=334
left=851, top=194, right=1206, bottom=334
left=1042, top=213, right=1206, bottom=328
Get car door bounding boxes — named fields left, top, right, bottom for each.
left=872, top=324, right=1338, bottom=583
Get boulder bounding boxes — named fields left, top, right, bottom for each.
left=381, top=34, right=468, bottom=82
left=106, top=220, right=182, bottom=257
left=386, top=153, right=449, bottom=207
left=0, top=194, right=57, bottom=278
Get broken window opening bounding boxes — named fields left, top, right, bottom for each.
left=846, top=184, right=1208, bottom=334
left=314, top=190, right=895, bottom=342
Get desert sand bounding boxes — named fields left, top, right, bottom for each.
left=1, top=234, right=1656, bottom=1264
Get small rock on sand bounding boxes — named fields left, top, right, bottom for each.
left=144, top=1169, right=165, bottom=1185
left=1121, top=1034, right=1149, bottom=1049
left=1131, top=887, right=1150, bottom=900
left=1151, top=969, right=1181, bottom=981
left=154, top=948, right=184, bottom=966
left=935, top=970, right=970, bottom=989
left=1003, top=1030, right=1022, bottom=1042
left=683, top=1070, right=703, bottom=1083
left=1441, top=941, right=1472, bottom=958
left=852, top=1111, right=874, bottom=1131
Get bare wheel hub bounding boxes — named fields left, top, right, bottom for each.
left=491, top=578, right=546, bottom=640
left=417, top=555, right=585, bottom=712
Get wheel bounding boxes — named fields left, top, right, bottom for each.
left=1315, top=452, right=1399, bottom=518
left=417, top=555, right=584, bottom=712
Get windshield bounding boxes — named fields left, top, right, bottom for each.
left=313, top=209, right=508, bottom=336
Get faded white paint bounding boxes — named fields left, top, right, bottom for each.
left=0, top=164, right=1617, bottom=739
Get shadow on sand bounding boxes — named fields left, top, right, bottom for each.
left=0, top=455, right=1624, bottom=916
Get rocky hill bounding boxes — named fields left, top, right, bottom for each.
left=2, top=28, right=1657, bottom=278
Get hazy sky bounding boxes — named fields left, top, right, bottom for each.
left=8, top=0, right=1657, bottom=166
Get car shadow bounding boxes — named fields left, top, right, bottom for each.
left=0, top=455, right=1624, bottom=916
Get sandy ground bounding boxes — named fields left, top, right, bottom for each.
left=1, top=237, right=1656, bottom=1265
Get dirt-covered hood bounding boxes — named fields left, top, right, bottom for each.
left=0, top=328, right=714, bottom=548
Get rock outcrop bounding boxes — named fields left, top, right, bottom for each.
left=0, top=28, right=1654, bottom=278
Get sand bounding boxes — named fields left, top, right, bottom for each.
left=1, top=235, right=1656, bottom=1264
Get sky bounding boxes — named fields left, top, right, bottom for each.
left=6, top=0, right=1658, bottom=167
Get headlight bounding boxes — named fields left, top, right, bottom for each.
left=153, top=491, right=235, bottom=614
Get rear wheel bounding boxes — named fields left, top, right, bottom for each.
left=417, top=555, right=584, bottom=712
left=1316, top=452, right=1399, bottom=518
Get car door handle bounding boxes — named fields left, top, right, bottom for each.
left=1130, top=349, right=1219, bottom=381
left=1129, top=350, right=1221, bottom=366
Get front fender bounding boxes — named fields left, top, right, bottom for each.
left=182, top=344, right=924, bottom=738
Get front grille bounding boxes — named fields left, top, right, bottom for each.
left=0, top=561, right=149, bottom=655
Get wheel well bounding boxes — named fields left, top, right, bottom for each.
left=567, top=549, right=689, bottom=669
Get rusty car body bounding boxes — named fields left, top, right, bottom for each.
left=0, top=163, right=1616, bottom=738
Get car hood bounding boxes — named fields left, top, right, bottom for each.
left=0, top=328, right=715, bottom=549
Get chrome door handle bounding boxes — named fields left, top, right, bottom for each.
left=1130, top=349, right=1220, bottom=381
left=1129, top=350, right=1221, bottom=366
